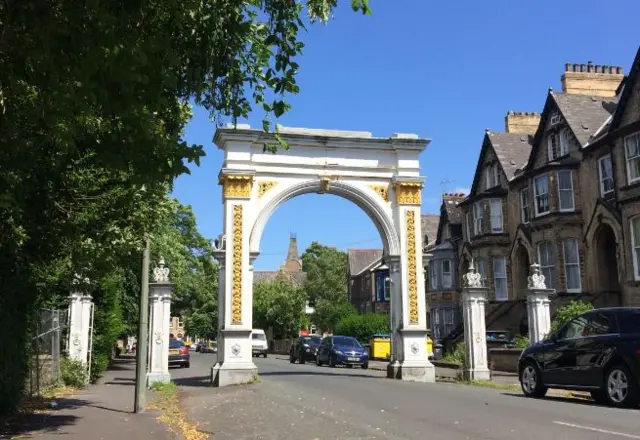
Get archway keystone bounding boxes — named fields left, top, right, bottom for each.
left=211, top=125, right=434, bottom=386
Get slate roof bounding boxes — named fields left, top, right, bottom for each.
left=610, top=46, right=640, bottom=131
left=347, top=249, right=383, bottom=277
left=487, top=132, right=533, bottom=180
left=421, top=214, right=440, bottom=248
left=443, top=199, right=463, bottom=225
left=253, top=269, right=306, bottom=286
left=551, top=92, right=618, bottom=147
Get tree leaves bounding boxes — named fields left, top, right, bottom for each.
left=253, top=280, right=307, bottom=339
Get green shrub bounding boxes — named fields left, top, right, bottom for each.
left=513, top=334, right=530, bottom=349
left=442, top=342, right=465, bottom=365
left=550, top=300, right=593, bottom=335
left=334, top=313, right=390, bottom=343
left=61, top=357, right=88, bottom=388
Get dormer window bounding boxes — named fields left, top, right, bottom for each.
left=549, top=113, right=561, bottom=126
left=485, top=164, right=499, bottom=189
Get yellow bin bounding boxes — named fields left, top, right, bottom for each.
left=370, top=337, right=391, bottom=360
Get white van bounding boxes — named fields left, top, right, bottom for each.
left=251, top=329, right=268, bottom=357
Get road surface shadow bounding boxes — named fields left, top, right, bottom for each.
left=173, top=376, right=211, bottom=387
left=502, top=392, right=640, bottom=410
left=259, top=370, right=380, bottom=380
left=0, top=398, right=91, bottom=439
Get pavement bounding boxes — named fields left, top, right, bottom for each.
left=0, top=357, right=171, bottom=440
left=5, top=353, right=640, bottom=440
left=170, top=352, right=640, bottom=440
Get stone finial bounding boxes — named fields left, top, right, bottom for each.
left=153, top=257, right=170, bottom=283
left=212, top=234, right=226, bottom=251
left=527, top=263, right=546, bottom=289
left=463, top=258, right=483, bottom=288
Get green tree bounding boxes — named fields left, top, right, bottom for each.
left=313, top=300, right=356, bottom=333
left=301, top=242, right=349, bottom=305
left=253, top=281, right=307, bottom=339
left=335, top=313, right=390, bottom=343
left=185, top=299, right=218, bottom=340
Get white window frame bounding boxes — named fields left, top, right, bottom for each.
left=557, top=170, right=575, bottom=212
left=490, top=198, right=503, bottom=233
left=598, top=154, right=614, bottom=197
left=537, top=241, right=555, bottom=289
left=562, top=238, right=582, bottom=293
left=547, top=134, right=557, bottom=161
left=520, top=188, right=530, bottom=224
left=631, top=217, right=640, bottom=281
left=625, top=132, right=640, bottom=185
left=559, top=129, right=570, bottom=156
left=442, top=259, right=452, bottom=289
left=473, top=202, right=483, bottom=236
left=384, top=277, right=391, bottom=301
left=493, top=257, right=508, bottom=301
left=429, top=262, right=438, bottom=290
left=534, top=174, right=550, bottom=216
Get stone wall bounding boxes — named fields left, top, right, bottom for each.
left=488, top=348, right=523, bottom=373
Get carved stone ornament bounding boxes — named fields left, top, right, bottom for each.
left=410, top=342, right=419, bottom=355
left=257, top=181, right=278, bottom=198
left=72, top=272, right=91, bottom=286
left=394, top=182, right=422, bottom=205
left=72, top=333, right=81, bottom=346
left=527, top=263, right=547, bottom=289
left=463, top=259, right=483, bottom=288
left=220, top=175, right=253, bottom=199
left=154, top=331, right=162, bottom=345
left=319, top=177, right=330, bottom=193
left=369, top=184, right=389, bottom=202
left=231, top=205, right=243, bottom=323
left=231, top=343, right=241, bottom=356
left=406, top=211, right=419, bottom=324
left=212, top=234, right=226, bottom=251
left=153, top=257, right=171, bottom=283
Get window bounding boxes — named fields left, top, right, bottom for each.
left=476, top=259, right=487, bottom=285
left=485, top=164, right=499, bottom=189
left=584, top=312, right=617, bottom=336
left=557, top=315, right=589, bottom=340
left=631, top=217, right=640, bottom=281
left=547, top=134, right=557, bottom=161
left=559, top=129, right=570, bottom=156
left=598, top=154, right=614, bottom=196
left=473, top=202, right=483, bottom=235
left=442, top=259, right=452, bottom=288
left=429, top=262, right=438, bottom=290
left=537, top=241, right=555, bottom=289
left=625, top=132, right=640, bottom=184
left=557, top=170, right=574, bottom=211
left=520, top=188, right=530, bottom=223
left=534, top=175, right=550, bottom=215
left=178, top=318, right=184, bottom=328
left=465, top=211, right=471, bottom=241
left=549, top=113, right=561, bottom=126
left=562, top=238, right=581, bottom=292
left=384, top=277, right=390, bottom=301
left=619, top=310, right=640, bottom=334
left=490, top=199, right=503, bottom=233
left=493, top=257, right=508, bottom=301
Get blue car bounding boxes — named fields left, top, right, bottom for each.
left=316, top=335, right=369, bottom=369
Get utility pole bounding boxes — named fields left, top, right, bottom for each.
left=134, top=235, right=151, bottom=413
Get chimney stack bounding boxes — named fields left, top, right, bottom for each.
left=504, top=111, right=542, bottom=135
left=561, top=61, right=624, bottom=97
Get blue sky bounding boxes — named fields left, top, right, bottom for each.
left=173, top=0, right=640, bottom=270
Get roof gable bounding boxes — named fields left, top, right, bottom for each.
left=347, top=249, right=383, bottom=277
left=610, top=46, right=640, bottom=131
left=421, top=214, right=440, bottom=250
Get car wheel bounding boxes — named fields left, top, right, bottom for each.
left=289, top=351, right=296, bottom=363
left=346, top=364, right=353, bottom=369
left=329, top=355, right=336, bottom=368
left=590, top=390, right=608, bottom=404
left=604, top=364, right=637, bottom=408
left=299, top=351, right=306, bottom=364
left=316, top=356, right=323, bottom=366
left=361, top=363, right=369, bottom=370
left=264, top=353, right=268, bottom=358
left=519, top=361, right=548, bottom=398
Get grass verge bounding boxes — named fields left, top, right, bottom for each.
left=147, top=381, right=208, bottom=440
left=456, top=379, right=521, bottom=392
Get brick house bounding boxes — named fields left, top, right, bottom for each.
left=348, top=214, right=440, bottom=314
left=426, top=193, right=465, bottom=341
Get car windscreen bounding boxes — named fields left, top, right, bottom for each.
left=252, top=333, right=266, bottom=340
left=169, top=340, right=185, bottom=348
left=302, top=337, right=321, bottom=346
left=333, top=337, right=362, bottom=348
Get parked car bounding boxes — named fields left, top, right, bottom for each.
left=487, top=330, right=516, bottom=349
left=316, top=335, right=368, bottom=369
left=289, top=335, right=322, bottom=364
left=251, top=329, right=268, bottom=357
left=518, top=307, right=640, bottom=407
left=168, top=339, right=190, bottom=368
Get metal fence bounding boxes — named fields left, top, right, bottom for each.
left=27, top=309, right=68, bottom=396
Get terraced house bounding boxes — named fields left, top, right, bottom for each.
left=449, top=47, right=640, bottom=341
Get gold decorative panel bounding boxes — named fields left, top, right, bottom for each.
left=369, top=184, right=389, bottom=202
left=231, top=205, right=243, bottom=323
left=221, top=175, right=253, bottom=199
left=394, top=182, right=422, bottom=205
left=406, top=210, right=419, bottom=324
left=257, top=181, right=278, bottom=198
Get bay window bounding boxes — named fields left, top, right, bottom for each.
left=537, top=241, right=555, bottom=289
left=473, top=202, right=483, bottom=236
left=534, top=174, right=550, bottom=215
left=562, top=238, right=581, bottom=292
left=625, top=132, right=640, bottom=184
left=490, top=199, right=503, bottom=233
left=598, top=154, right=614, bottom=196
left=631, top=217, right=640, bottom=281
left=442, top=259, right=452, bottom=288
left=557, top=170, right=575, bottom=211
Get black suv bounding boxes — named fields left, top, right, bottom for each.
left=518, top=307, right=640, bottom=407
left=289, top=335, right=322, bottom=364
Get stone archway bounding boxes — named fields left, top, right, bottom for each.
left=594, top=224, right=620, bottom=294
left=514, top=245, right=530, bottom=299
left=211, top=124, right=434, bottom=386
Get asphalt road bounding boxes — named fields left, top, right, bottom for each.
left=171, top=352, right=640, bottom=440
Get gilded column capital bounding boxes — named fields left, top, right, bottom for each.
left=393, top=180, right=423, bottom=206
left=369, top=184, right=390, bottom=202
left=219, top=174, right=254, bottom=199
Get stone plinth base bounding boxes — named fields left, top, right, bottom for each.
left=463, top=368, right=491, bottom=381
left=146, top=372, right=171, bottom=388
left=387, top=361, right=435, bottom=383
left=211, top=362, right=258, bottom=387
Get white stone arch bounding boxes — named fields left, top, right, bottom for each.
left=249, top=179, right=401, bottom=256
left=210, top=124, right=434, bottom=387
